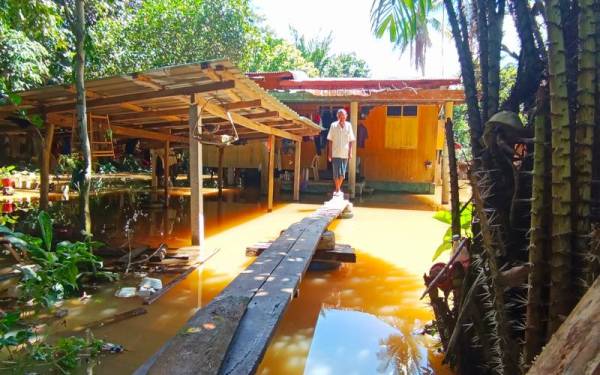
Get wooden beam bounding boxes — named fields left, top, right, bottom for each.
left=109, top=108, right=189, bottom=121
left=67, top=87, right=181, bottom=122
left=293, top=140, right=301, bottom=201
left=197, top=98, right=301, bottom=141
left=222, top=99, right=262, bottom=111
left=244, top=111, right=279, bottom=119
left=46, top=80, right=235, bottom=113
left=267, top=135, right=275, bottom=212
left=261, top=120, right=293, bottom=126
left=110, top=124, right=188, bottom=143
left=40, top=121, right=55, bottom=211
left=189, top=95, right=204, bottom=247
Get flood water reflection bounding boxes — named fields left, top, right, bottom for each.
left=9, top=189, right=453, bottom=374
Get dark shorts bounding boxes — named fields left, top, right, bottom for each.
left=332, top=157, right=348, bottom=179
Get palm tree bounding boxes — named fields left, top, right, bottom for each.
left=370, top=0, right=442, bottom=76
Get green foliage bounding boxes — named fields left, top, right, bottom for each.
left=323, top=52, right=371, bottom=77
left=246, top=31, right=318, bottom=75
left=28, top=336, right=105, bottom=372
left=370, top=0, right=442, bottom=75
left=432, top=203, right=473, bottom=260
left=55, top=154, right=81, bottom=176
left=291, top=28, right=370, bottom=77
left=0, top=311, right=34, bottom=350
left=0, top=165, right=16, bottom=178
left=1, top=211, right=114, bottom=307
left=97, top=160, right=117, bottom=174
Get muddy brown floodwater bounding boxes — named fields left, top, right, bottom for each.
left=27, top=189, right=454, bottom=374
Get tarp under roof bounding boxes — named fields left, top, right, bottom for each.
left=0, top=60, right=321, bottom=142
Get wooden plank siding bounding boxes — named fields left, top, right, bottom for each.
left=359, top=104, right=439, bottom=183
left=278, top=104, right=440, bottom=184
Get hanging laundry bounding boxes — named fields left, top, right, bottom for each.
left=357, top=122, right=368, bottom=148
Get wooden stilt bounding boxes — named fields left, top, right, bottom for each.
left=164, top=137, right=170, bottom=207
left=349, top=101, right=358, bottom=198
left=189, top=95, right=204, bottom=247
left=40, top=121, right=55, bottom=211
left=267, top=135, right=275, bottom=212
left=293, top=140, right=301, bottom=201
left=150, top=150, right=157, bottom=190
left=441, top=138, right=450, bottom=205
left=218, top=146, right=224, bottom=196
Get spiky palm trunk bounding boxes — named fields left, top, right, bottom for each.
left=524, top=85, right=551, bottom=365
left=470, top=173, right=520, bottom=375
left=486, top=0, right=504, bottom=118
left=574, top=0, right=597, bottom=294
left=545, top=0, right=573, bottom=337
left=443, top=0, right=484, bottom=166
left=445, top=118, right=461, bottom=235
left=74, top=0, right=92, bottom=234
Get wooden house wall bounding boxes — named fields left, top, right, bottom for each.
left=358, top=104, right=439, bottom=183
left=207, top=103, right=442, bottom=185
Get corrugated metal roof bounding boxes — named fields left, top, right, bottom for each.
left=0, top=60, right=320, bottom=141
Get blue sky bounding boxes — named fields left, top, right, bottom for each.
left=253, top=0, right=519, bottom=79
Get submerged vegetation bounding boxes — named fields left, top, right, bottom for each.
left=0, top=211, right=117, bottom=372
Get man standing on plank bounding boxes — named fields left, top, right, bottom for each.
left=327, top=108, right=355, bottom=198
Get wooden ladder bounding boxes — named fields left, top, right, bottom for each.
left=71, top=113, right=115, bottom=159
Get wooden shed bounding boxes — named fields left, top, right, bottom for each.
left=246, top=73, right=465, bottom=195
left=0, top=60, right=320, bottom=245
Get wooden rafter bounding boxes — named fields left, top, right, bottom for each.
left=45, top=80, right=235, bottom=113
left=196, top=97, right=301, bottom=141
left=222, top=99, right=262, bottom=111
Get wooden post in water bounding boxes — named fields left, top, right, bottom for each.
left=349, top=101, right=358, bottom=198
left=293, top=140, right=301, bottom=201
left=189, top=94, right=204, bottom=247
left=150, top=150, right=157, bottom=190
left=217, top=146, right=224, bottom=197
left=40, top=120, right=55, bottom=211
left=267, top=135, right=275, bottom=212
left=164, top=136, right=170, bottom=207
left=441, top=130, right=450, bottom=204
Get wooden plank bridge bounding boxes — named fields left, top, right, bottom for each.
left=135, top=197, right=352, bottom=375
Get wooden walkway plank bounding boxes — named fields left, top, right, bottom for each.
left=136, top=199, right=350, bottom=375
left=220, top=216, right=330, bottom=374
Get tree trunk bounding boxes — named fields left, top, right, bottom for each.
left=524, top=85, right=551, bottom=365
left=486, top=0, right=504, bottom=119
left=443, top=0, right=484, bottom=166
left=74, top=0, right=92, bottom=235
left=545, top=0, right=574, bottom=337
left=476, top=0, right=490, bottom=123
left=574, top=0, right=596, bottom=296
left=445, top=118, right=460, bottom=236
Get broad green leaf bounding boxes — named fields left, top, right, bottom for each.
left=38, top=211, right=53, bottom=252
left=433, top=210, right=452, bottom=224
left=432, top=241, right=452, bottom=261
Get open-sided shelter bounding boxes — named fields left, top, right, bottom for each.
left=0, top=60, right=320, bottom=246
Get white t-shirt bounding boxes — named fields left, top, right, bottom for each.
left=327, top=121, right=356, bottom=159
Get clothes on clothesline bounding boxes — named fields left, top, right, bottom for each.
left=357, top=123, right=368, bottom=148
